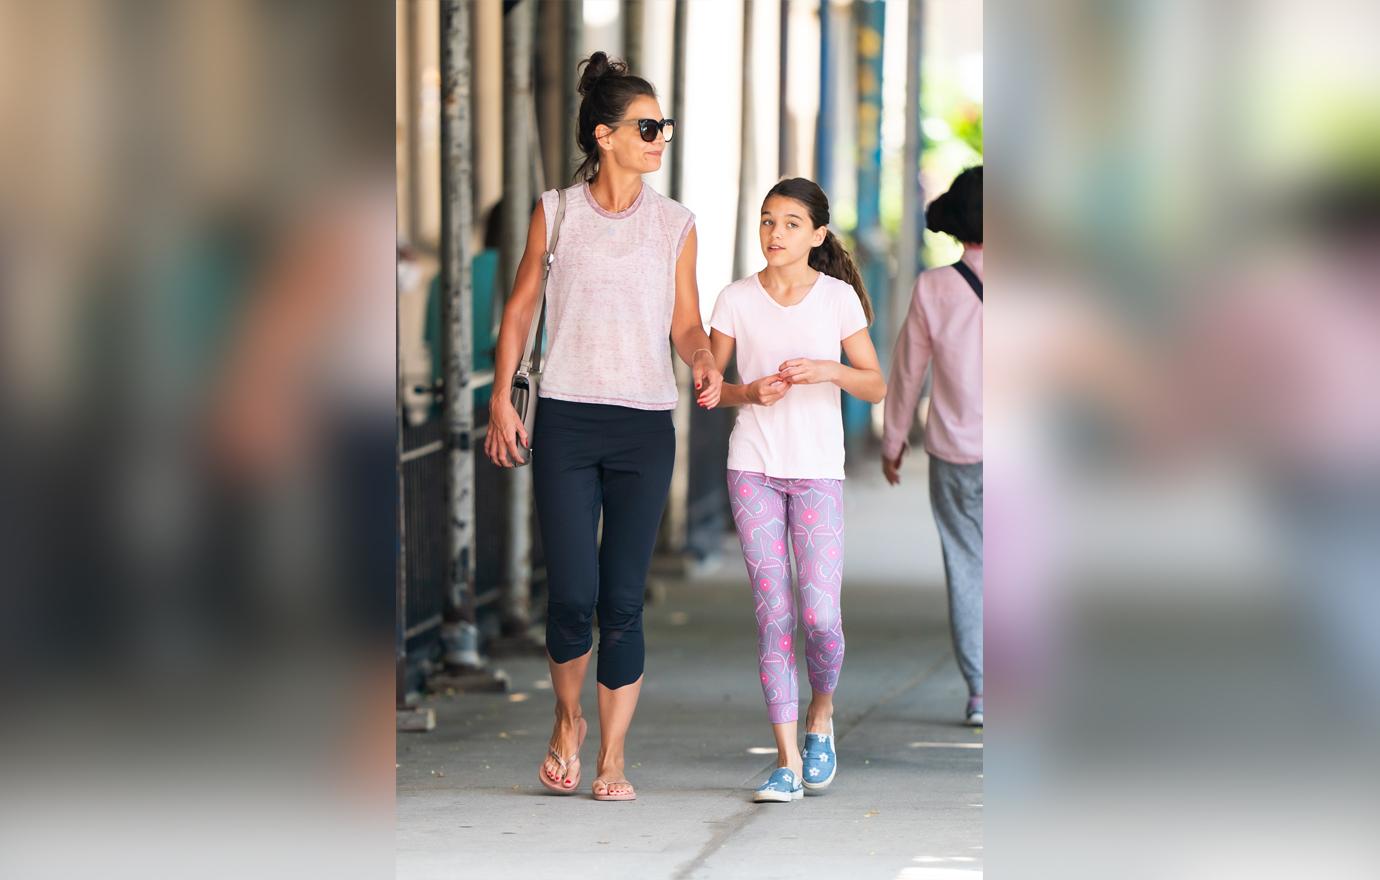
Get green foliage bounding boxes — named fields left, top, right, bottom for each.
left=948, top=102, right=984, bottom=156
left=874, top=53, right=983, bottom=269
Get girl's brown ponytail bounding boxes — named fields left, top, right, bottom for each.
left=809, top=229, right=873, bottom=325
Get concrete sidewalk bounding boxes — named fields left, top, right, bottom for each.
left=397, top=465, right=983, bottom=880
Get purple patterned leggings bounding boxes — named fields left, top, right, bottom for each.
left=727, top=470, right=846, bottom=725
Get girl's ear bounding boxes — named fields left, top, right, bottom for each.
left=812, top=228, right=828, bottom=248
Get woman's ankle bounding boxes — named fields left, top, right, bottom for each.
left=596, top=751, right=626, bottom=774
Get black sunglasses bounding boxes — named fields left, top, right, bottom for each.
left=609, top=117, right=676, bottom=143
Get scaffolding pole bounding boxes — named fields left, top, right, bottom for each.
left=845, top=0, right=887, bottom=439
left=396, top=205, right=409, bottom=706
left=536, top=1, right=566, bottom=190
left=405, top=0, right=422, bottom=243
left=670, top=0, right=687, bottom=201
left=500, top=0, right=535, bottom=635
left=563, top=1, right=584, bottom=184
left=814, top=0, right=834, bottom=195
left=439, top=0, right=482, bottom=668
left=734, top=0, right=757, bottom=282
left=623, top=0, right=645, bottom=73
left=661, top=0, right=690, bottom=557
left=778, top=0, right=790, bottom=177
left=892, top=0, right=924, bottom=342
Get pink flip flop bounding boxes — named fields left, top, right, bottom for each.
left=591, top=778, right=637, bottom=802
left=537, top=717, right=587, bottom=794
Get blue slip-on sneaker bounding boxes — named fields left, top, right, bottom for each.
left=802, top=720, right=837, bottom=791
left=753, top=767, right=804, bottom=803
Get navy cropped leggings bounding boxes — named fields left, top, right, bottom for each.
left=532, top=398, right=675, bottom=689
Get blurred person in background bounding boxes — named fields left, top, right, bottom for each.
left=206, top=19, right=395, bottom=642
left=205, top=0, right=396, bottom=800
left=1175, top=171, right=1380, bottom=722
left=2, top=2, right=396, bottom=874
left=882, top=167, right=985, bottom=726
left=484, top=52, right=722, bottom=802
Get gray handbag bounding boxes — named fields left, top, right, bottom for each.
left=508, top=188, right=566, bottom=466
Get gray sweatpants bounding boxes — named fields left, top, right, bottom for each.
left=929, top=456, right=983, bottom=697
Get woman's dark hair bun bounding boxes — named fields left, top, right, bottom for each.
left=925, top=165, right=983, bottom=245
left=577, top=51, right=627, bottom=97
left=572, top=52, right=656, bottom=182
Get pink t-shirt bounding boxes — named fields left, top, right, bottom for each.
left=710, top=272, right=869, bottom=479
left=538, top=181, right=695, bottom=410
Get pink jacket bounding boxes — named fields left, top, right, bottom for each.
left=882, top=247, right=983, bottom=464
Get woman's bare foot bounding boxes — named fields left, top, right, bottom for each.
left=591, top=750, right=636, bottom=799
left=540, top=712, right=586, bottom=790
left=590, top=778, right=635, bottom=798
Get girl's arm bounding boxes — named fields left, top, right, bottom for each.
left=711, top=329, right=790, bottom=408
left=669, top=227, right=724, bottom=407
left=880, top=277, right=933, bottom=469
left=708, top=329, right=743, bottom=405
left=777, top=328, right=887, bottom=404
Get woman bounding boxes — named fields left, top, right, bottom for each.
left=881, top=166, right=984, bottom=726
left=707, top=178, right=885, bottom=802
left=484, top=52, right=723, bottom=801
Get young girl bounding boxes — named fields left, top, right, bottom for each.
left=699, top=178, right=886, bottom=803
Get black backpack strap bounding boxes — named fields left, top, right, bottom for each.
left=952, top=259, right=982, bottom=302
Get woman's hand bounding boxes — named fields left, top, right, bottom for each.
left=746, top=375, right=791, bottom=406
left=485, top=394, right=530, bottom=467
left=778, top=358, right=839, bottom=386
left=693, top=348, right=724, bottom=409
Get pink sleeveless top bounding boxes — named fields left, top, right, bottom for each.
left=538, top=181, right=695, bottom=411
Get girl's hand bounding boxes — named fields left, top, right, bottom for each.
left=882, top=448, right=905, bottom=486
left=778, top=358, right=838, bottom=385
left=746, top=375, right=791, bottom=406
left=693, top=348, right=724, bottom=409
left=485, top=395, right=530, bottom=467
